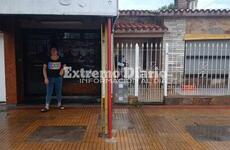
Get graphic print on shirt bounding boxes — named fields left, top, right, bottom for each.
left=48, top=62, right=61, bottom=70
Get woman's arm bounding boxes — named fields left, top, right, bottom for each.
left=60, top=64, right=67, bottom=76
left=43, top=64, right=49, bottom=84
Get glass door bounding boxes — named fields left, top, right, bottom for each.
left=23, top=29, right=101, bottom=98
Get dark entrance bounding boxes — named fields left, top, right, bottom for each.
left=22, top=29, right=101, bottom=103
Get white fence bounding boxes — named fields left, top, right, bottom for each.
left=114, top=42, right=164, bottom=103
left=113, top=40, right=230, bottom=103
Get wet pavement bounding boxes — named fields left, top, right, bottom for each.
left=0, top=104, right=230, bottom=150
left=186, top=125, right=230, bottom=141
left=28, top=126, right=87, bottom=142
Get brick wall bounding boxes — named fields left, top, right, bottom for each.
left=163, top=17, right=230, bottom=77
left=163, top=18, right=186, bottom=82
left=163, top=17, right=230, bottom=103
left=186, top=18, right=230, bottom=34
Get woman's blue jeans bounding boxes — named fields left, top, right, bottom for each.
left=46, top=77, right=63, bottom=105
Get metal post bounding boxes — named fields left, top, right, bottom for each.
left=100, top=24, right=105, bottom=134
left=164, top=43, right=169, bottom=97
left=0, top=33, right=6, bottom=102
left=135, top=43, right=139, bottom=97
left=107, top=18, right=112, bottom=139
left=104, top=24, right=108, bottom=135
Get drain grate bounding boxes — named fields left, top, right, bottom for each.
left=113, top=118, right=135, bottom=130
left=186, top=125, right=230, bottom=141
left=28, top=126, right=87, bottom=142
left=113, top=111, right=135, bottom=130
left=98, top=113, right=135, bottom=130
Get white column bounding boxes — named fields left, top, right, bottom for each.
left=134, top=43, right=139, bottom=97
left=164, top=43, right=169, bottom=97
left=0, top=32, right=6, bottom=102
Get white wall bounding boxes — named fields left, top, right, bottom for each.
left=0, top=0, right=118, bottom=16
left=0, top=33, right=6, bottom=102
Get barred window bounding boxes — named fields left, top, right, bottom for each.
left=184, top=40, right=230, bottom=88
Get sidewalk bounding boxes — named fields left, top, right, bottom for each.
left=0, top=105, right=230, bottom=150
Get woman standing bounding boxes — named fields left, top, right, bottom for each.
left=41, top=47, right=66, bottom=112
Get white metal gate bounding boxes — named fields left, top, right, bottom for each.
left=113, top=42, right=165, bottom=103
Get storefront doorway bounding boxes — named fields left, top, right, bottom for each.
left=22, top=29, right=101, bottom=103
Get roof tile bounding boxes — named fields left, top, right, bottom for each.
left=119, top=9, right=230, bottom=17
left=115, top=22, right=167, bottom=32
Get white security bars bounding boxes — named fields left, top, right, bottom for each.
left=168, top=40, right=230, bottom=96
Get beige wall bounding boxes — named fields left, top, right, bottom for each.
left=186, top=18, right=230, bottom=34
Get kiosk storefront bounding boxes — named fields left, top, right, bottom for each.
left=0, top=0, right=117, bottom=138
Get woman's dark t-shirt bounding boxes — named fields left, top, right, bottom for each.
left=44, top=57, right=65, bottom=78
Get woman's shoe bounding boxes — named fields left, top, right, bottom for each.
left=58, top=105, right=65, bottom=110
left=41, top=107, right=49, bottom=112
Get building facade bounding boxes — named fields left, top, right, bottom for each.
left=0, top=0, right=119, bottom=138
left=115, top=2, right=230, bottom=104
left=0, top=0, right=118, bottom=109
left=1, top=0, right=230, bottom=105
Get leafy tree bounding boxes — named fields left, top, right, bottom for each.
left=158, top=3, right=175, bottom=11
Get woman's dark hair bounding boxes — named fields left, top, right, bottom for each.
left=49, top=46, right=59, bottom=56
left=50, top=45, right=58, bottom=50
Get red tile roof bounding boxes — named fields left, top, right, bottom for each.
left=115, top=22, right=167, bottom=33
left=119, top=9, right=230, bottom=17
left=119, top=10, right=157, bottom=16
